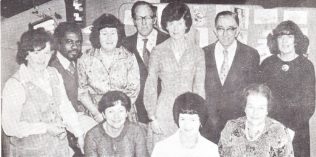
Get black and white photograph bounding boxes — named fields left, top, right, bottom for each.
left=1, top=0, right=316, bottom=156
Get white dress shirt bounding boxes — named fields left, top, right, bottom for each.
left=151, top=130, right=220, bottom=157
left=57, top=51, right=75, bottom=71
left=136, top=29, right=158, bottom=60
left=214, top=40, right=237, bottom=77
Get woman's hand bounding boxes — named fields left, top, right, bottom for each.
left=77, top=135, right=85, bottom=154
left=47, top=123, right=66, bottom=137
left=93, top=113, right=104, bottom=123
left=150, top=119, right=163, bottom=135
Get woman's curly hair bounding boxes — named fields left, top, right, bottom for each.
left=89, top=14, right=125, bottom=49
left=267, top=20, right=309, bottom=55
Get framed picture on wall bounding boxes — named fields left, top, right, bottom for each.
left=64, top=0, right=86, bottom=27
left=29, top=17, right=56, bottom=33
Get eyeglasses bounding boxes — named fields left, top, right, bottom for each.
left=216, top=27, right=237, bottom=34
left=134, top=16, right=154, bottom=22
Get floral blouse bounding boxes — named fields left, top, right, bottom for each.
left=77, top=47, right=140, bottom=109
left=218, top=117, right=294, bottom=157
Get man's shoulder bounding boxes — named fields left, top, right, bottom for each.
left=203, top=43, right=216, bottom=54
left=237, top=41, right=258, bottom=55
left=156, top=30, right=169, bottom=42
left=124, top=33, right=138, bottom=41
left=122, top=33, right=138, bottom=52
left=49, top=56, right=63, bottom=70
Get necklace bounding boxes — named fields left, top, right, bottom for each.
left=245, top=121, right=265, bottom=141
left=103, top=123, right=123, bottom=156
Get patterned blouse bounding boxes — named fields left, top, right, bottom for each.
left=218, top=116, right=294, bottom=157
left=77, top=47, right=140, bottom=108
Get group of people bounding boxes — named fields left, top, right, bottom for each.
left=2, top=1, right=315, bottom=157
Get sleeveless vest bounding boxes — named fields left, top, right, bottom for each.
left=9, top=68, right=71, bottom=157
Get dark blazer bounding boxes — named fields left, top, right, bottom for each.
left=49, top=55, right=85, bottom=112
left=201, top=41, right=260, bottom=143
left=122, top=30, right=169, bottom=124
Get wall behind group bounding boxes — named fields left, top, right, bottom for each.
left=118, top=3, right=316, bottom=64
left=1, top=0, right=316, bottom=156
left=1, top=0, right=67, bottom=88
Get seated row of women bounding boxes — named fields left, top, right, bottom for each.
left=84, top=84, right=293, bottom=157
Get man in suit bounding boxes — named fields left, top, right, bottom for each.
left=122, top=1, right=169, bottom=124
left=202, top=11, right=260, bottom=143
left=49, top=22, right=94, bottom=157
left=50, top=22, right=85, bottom=113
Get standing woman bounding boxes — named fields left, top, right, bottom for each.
left=144, top=2, right=205, bottom=152
left=260, top=20, right=315, bottom=156
left=77, top=14, right=140, bottom=123
left=2, top=28, right=84, bottom=156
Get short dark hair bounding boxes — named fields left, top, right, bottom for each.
left=89, top=14, right=125, bottom=49
left=242, top=83, right=273, bottom=112
left=215, top=11, right=239, bottom=26
left=98, top=91, right=131, bottom=113
left=54, top=22, right=82, bottom=45
left=131, top=1, right=157, bottom=19
left=16, top=28, right=55, bottom=65
left=161, top=2, right=192, bottom=33
left=267, top=20, right=309, bottom=55
left=173, top=92, right=208, bottom=128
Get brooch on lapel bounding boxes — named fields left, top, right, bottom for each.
left=281, top=64, right=289, bottom=72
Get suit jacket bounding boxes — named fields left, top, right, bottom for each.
left=49, top=56, right=85, bottom=112
left=122, top=30, right=169, bottom=124
left=202, top=41, right=260, bottom=143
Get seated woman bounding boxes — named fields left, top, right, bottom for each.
left=77, top=14, right=140, bottom=123
left=84, top=91, right=148, bottom=157
left=1, top=28, right=84, bottom=156
left=151, top=92, right=219, bottom=157
left=218, top=84, right=294, bottom=157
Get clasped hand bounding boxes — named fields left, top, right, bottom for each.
left=47, top=123, right=67, bottom=139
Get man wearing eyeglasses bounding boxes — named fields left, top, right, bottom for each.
left=202, top=11, right=260, bottom=144
left=122, top=1, right=169, bottom=125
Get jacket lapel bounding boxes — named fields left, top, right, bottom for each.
left=156, top=30, right=169, bottom=45
left=128, top=33, right=147, bottom=69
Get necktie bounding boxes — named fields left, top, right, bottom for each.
left=68, top=62, right=75, bottom=74
left=142, top=38, right=150, bottom=67
left=219, top=49, right=229, bottom=85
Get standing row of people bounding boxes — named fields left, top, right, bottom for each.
left=2, top=1, right=315, bottom=157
